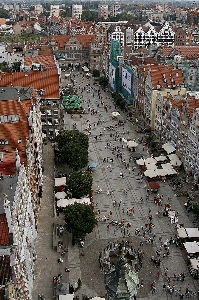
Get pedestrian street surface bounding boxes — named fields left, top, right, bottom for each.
left=33, top=71, right=198, bottom=300
left=67, top=72, right=198, bottom=299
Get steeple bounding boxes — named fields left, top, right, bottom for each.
left=104, top=244, right=139, bottom=300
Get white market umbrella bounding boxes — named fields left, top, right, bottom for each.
left=146, top=163, right=157, bottom=170
left=127, top=140, right=138, bottom=148
left=168, top=154, right=182, bottom=166
left=55, top=177, right=66, bottom=186
left=136, top=158, right=145, bottom=165
left=55, top=191, right=67, bottom=199
left=112, top=111, right=120, bottom=117
left=156, top=169, right=168, bottom=176
left=57, top=199, right=68, bottom=207
left=162, top=142, right=175, bottom=154
left=144, top=169, right=157, bottom=178
left=80, top=197, right=90, bottom=204
left=161, top=163, right=173, bottom=170
left=145, top=157, right=157, bottom=164
left=166, top=168, right=177, bottom=175
left=167, top=154, right=179, bottom=160
left=170, top=160, right=182, bottom=167
left=155, top=155, right=167, bottom=162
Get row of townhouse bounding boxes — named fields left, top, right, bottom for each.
left=0, top=45, right=63, bottom=298
left=0, top=87, right=43, bottom=299
left=109, top=39, right=199, bottom=182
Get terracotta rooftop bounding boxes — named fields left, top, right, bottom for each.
left=150, top=65, right=184, bottom=89
left=186, top=94, right=199, bottom=117
left=130, top=56, right=158, bottom=66
left=41, top=34, right=96, bottom=50
left=0, top=214, right=9, bottom=245
left=0, top=70, right=59, bottom=99
left=161, top=46, right=199, bottom=59
left=24, top=56, right=56, bottom=70
left=0, top=99, right=32, bottom=174
left=162, top=47, right=173, bottom=57
left=175, top=46, right=199, bottom=59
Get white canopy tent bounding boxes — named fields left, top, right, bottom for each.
left=177, top=228, right=188, bottom=239
left=146, top=163, right=157, bottom=170
left=59, top=295, right=74, bottom=300
left=127, top=140, right=138, bottom=148
left=55, top=177, right=66, bottom=186
left=145, top=157, right=157, bottom=164
left=184, top=241, right=199, bottom=254
left=57, top=197, right=90, bottom=207
left=144, top=169, right=157, bottom=178
left=185, top=228, right=199, bottom=239
left=190, top=258, right=199, bottom=270
left=156, top=169, right=168, bottom=176
left=55, top=191, right=67, bottom=199
left=161, top=163, right=177, bottom=175
left=91, top=298, right=106, bottom=300
left=168, top=153, right=182, bottom=166
left=154, top=155, right=167, bottom=162
left=162, top=142, right=176, bottom=154
left=136, top=158, right=145, bottom=165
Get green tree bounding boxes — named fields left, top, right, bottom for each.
left=92, top=69, right=100, bottom=77
left=67, top=170, right=93, bottom=199
left=64, top=202, right=97, bottom=240
left=99, top=76, right=109, bottom=88
left=0, top=62, right=11, bottom=72
left=58, top=130, right=89, bottom=170
left=81, top=10, right=98, bottom=22
left=12, top=61, right=21, bottom=72
left=0, top=8, right=9, bottom=19
left=192, top=203, right=199, bottom=219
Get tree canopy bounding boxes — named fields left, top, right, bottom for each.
left=192, top=203, right=199, bottom=219
left=0, top=8, right=9, bottom=19
left=99, top=76, right=109, bottom=88
left=81, top=10, right=98, bottom=22
left=67, top=170, right=93, bottom=199
left=0, top=62, right=11, bottom=72
left=58, top=130, right=89, bottom=171
left=92, top=69, right=100, bottom=77
left=64, top=202, right=97, bottom=239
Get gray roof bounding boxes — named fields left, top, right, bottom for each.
left=0, top=174, right=18, bottom=214
left=0, top=86, right=33, bottom=101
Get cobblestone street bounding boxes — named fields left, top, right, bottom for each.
left=33, top=72, right=199, bottom=300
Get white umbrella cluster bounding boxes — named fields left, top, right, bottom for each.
left=161, top=163, right=177, bottom=175
left=57, top=197, right=90, bottom=207
left=127, top=140, right=138, bottom=148
left=167, top=154, right=182, bottom=166
left=162, top=142, right=176, bottom=154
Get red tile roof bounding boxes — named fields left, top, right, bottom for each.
left=150, top=65, right=184, bottom=88
left=24, top=56, right=56, bottom=70
left=0, top=70, right=59, bottom=98
left=187, top=94, right=199, bottom=117
left=0, top=100, right=32, bottom=174
left=162, top=47, right=173, bottom=57
left=0, top=214, right=9, bottom=245
left=41, top=34, right=96, bottom=50
left=175, top=46, right=199, bottom=59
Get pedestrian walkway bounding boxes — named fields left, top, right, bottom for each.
left=33, top=72, right=198, bottom=300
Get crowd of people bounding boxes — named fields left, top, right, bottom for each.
left=66, top=72, right=198, bottom=298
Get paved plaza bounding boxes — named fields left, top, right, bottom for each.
left=33, top=72, right=199, bottom=300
